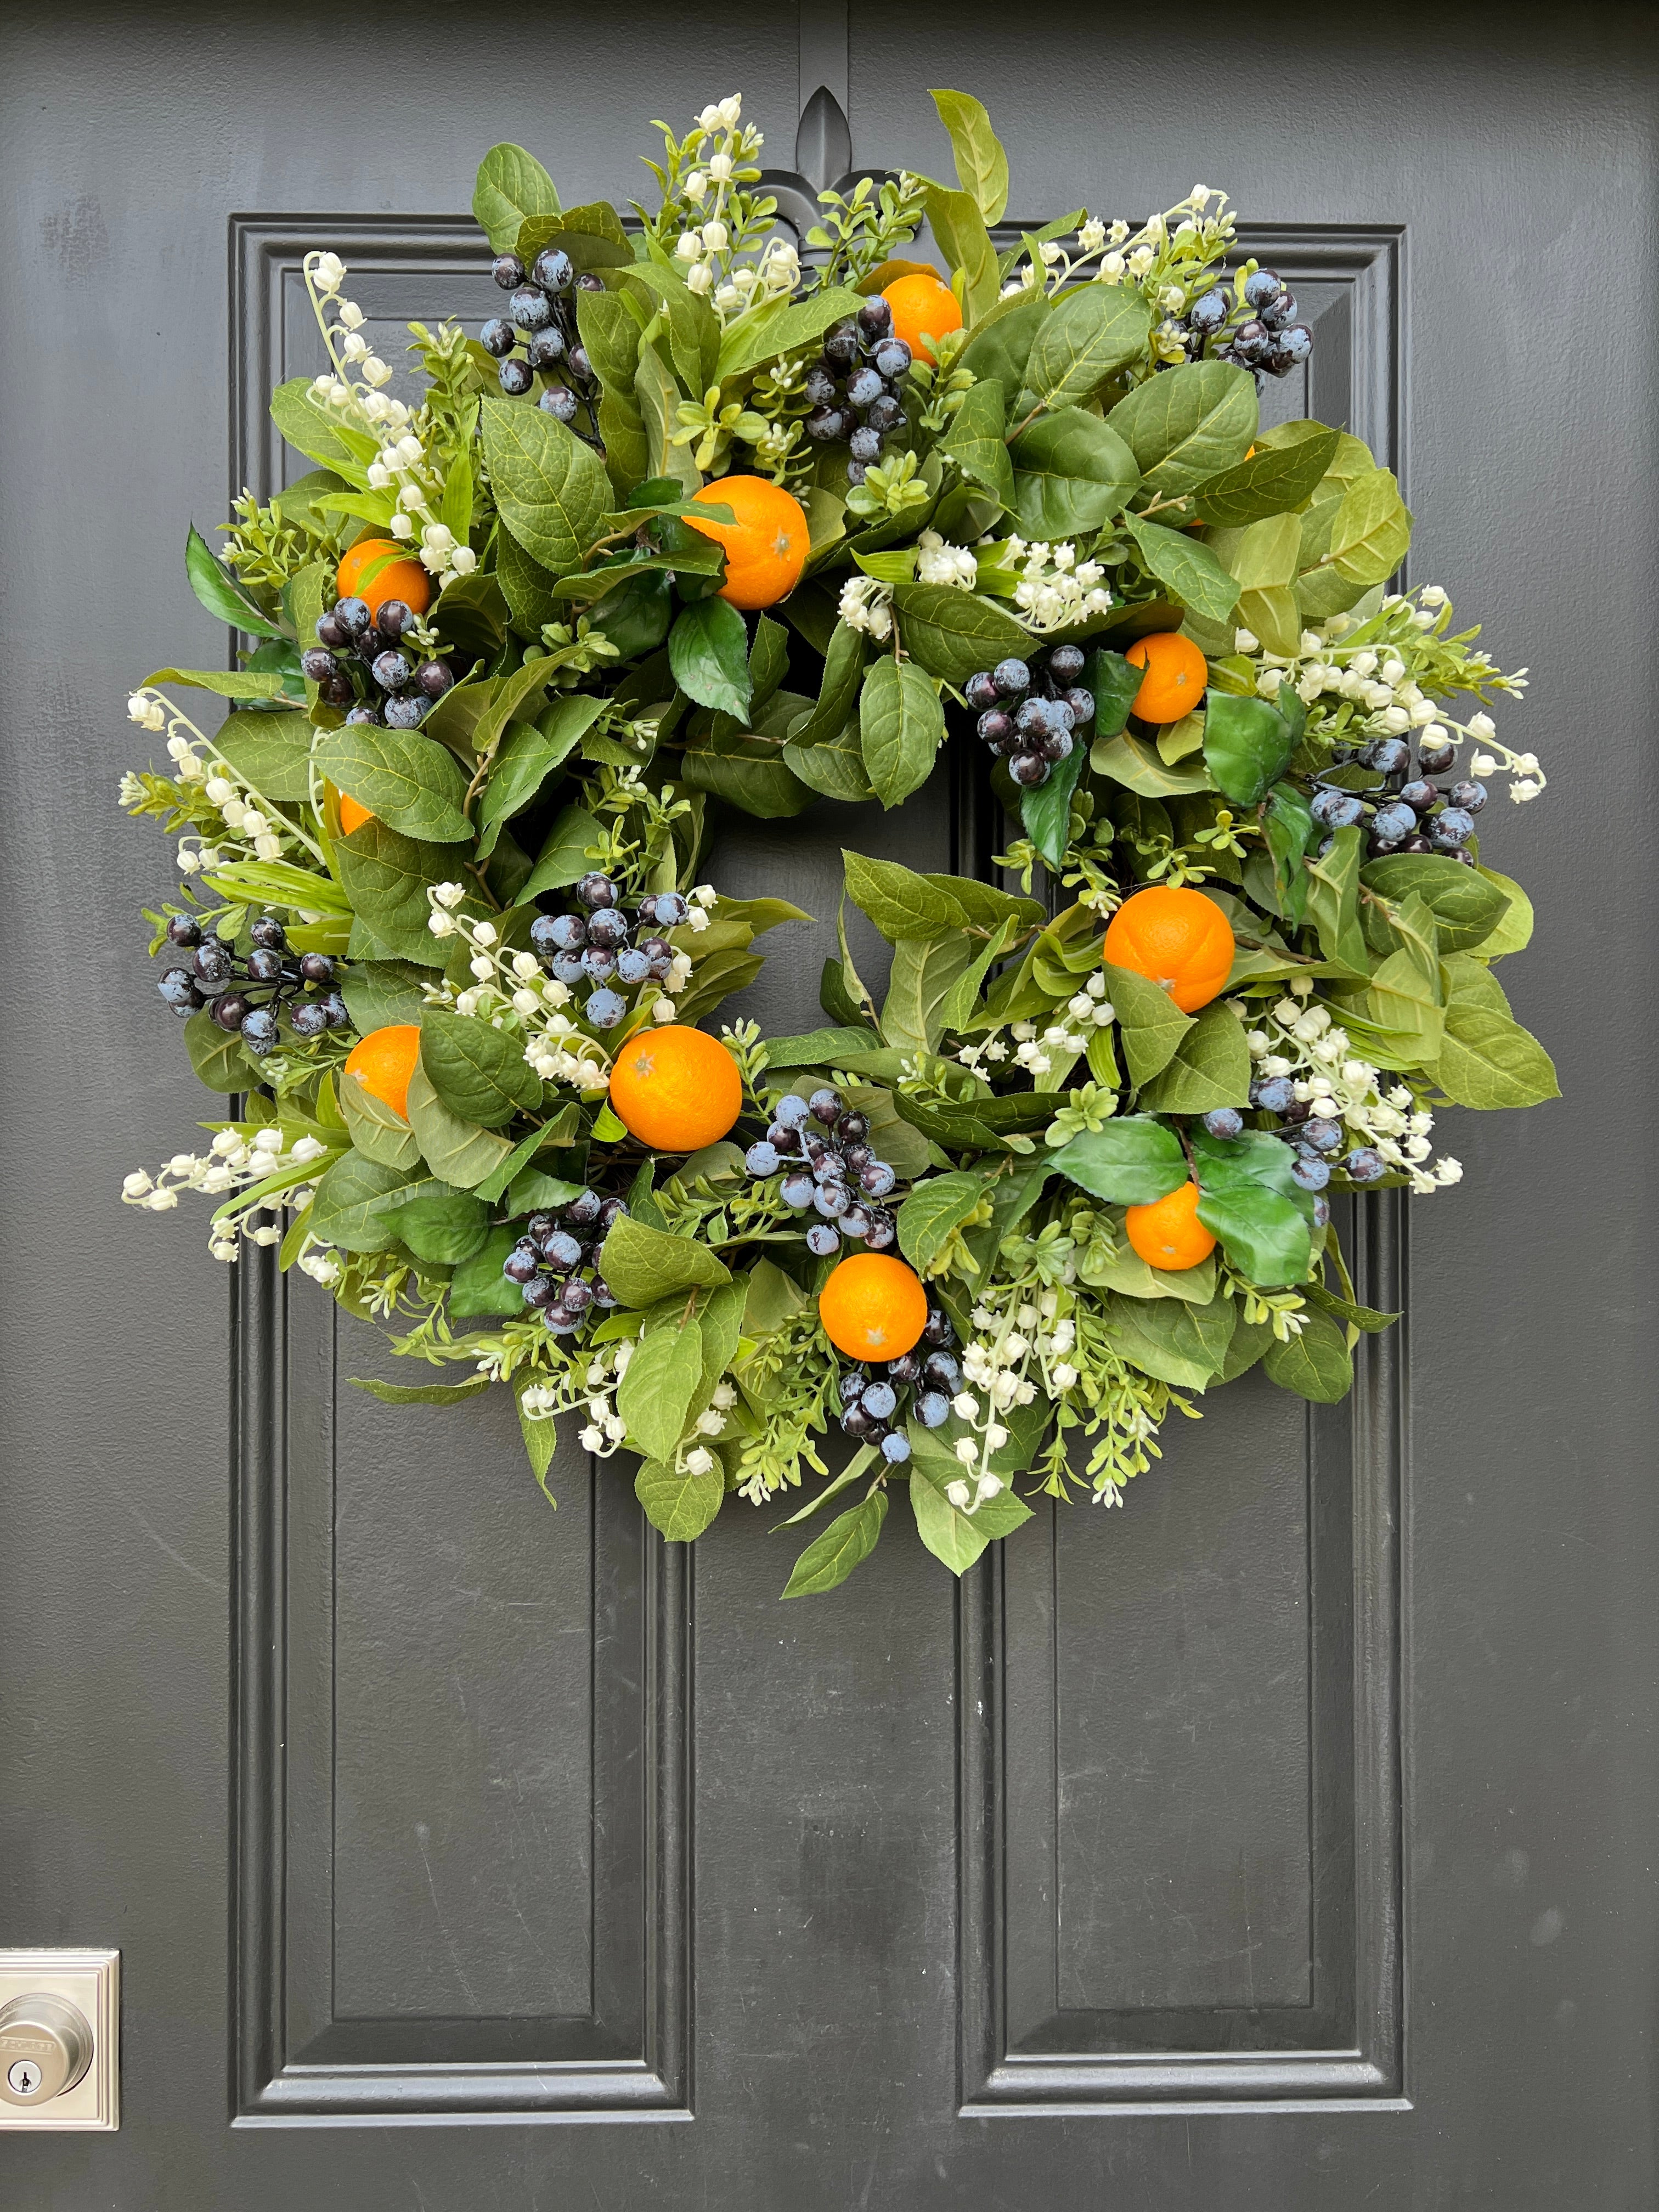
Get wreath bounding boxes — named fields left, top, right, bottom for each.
left=120, top=89, right=1557, bottom=1597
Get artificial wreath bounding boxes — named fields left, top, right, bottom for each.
left=120, top=89, right=1557, bottom=1596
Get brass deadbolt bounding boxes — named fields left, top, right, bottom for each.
left=0, top=1993, right=94, bottom=2106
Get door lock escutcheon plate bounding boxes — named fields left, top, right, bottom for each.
left=0, top=1951, right=118, bottom=2130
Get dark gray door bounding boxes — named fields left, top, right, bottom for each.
left=3, top=4, right=1654, bottom=2205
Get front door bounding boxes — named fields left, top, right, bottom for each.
left=3, top=5, right=1651, bottom=2205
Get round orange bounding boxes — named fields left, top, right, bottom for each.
left=817, top=1252, right=929, bottom=1363
left=343, top=1024, right=421, bottom=1122
left=607, top=1025, right=742, bottom=1152
left=337, top=791, right=374, bottom=836
left=1125, top=630, right=1209, bottom=723
left=881, top=271, right=963, bottom=363
left=1124, top=1181, right=1216, bottom=1272
left=336, top=536, right=431, bottom=619
left=1103, top=885, right=1235, bottom=1013
left=686, top=477, right=809, bottom=610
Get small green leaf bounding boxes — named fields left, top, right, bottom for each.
left=1101, top=961, right=1197, bottom=1086
left=1202, top=688, right=1294, bottom=806
left=635, top=1457, right=724, bottom=1543
left=375, top=1188, right=490, bottom=1264
left=782, top=1491, right=888, bottom=1598
left=349, top=1375, right=494, bottom=1406
left=599, top=1213, right=732, bottom=1307
left=617, top=1318, right=704, bottom=1464
left=307, top=1153, right=421, bottom=1253
left=472, top=143, right=561, bottom=253
left=210, top=710, right=314, bottom=802
left=859, top=654, right=945, bottom=808
left=1264, top=1308, right=1354, bottom=1402
left=842, top=849, right=967, bottom=940
left=1433, top=954, right=1560, bottom=1109
left=1047, top=1115, right=1188, bottom=1205
left=1195, top=1182, right=1311, bottom=1289
left=182, top=1007, right=259, bottom=1094
left=922, top=183, right=1000, bottom=324
left=930, top=87, right=1009, bottom=223
left=1014, top=283, right=1152, bottom=418
left=939, top=378, right=1014, bottom=509
left=403, top=1064, right=516, bottom=1190
left=669, top=597, right=752, bottom=719
left=1190, top=422, right=1342, bottom=527
left=518, top=804, right=602, bottom=900
left=185, top=523, right=284, bottom=637
left=143, top=666, right=296, bottom=702
left=898, top=1171, right=992, bottom=1273
left=449, top=1226, right=527, bottom=1318
left=1122, top=515, right=1239, bottom=622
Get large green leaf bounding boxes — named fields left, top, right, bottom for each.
left=1122, top=515, right=1239, bottom=622
left=419, top=1008, right=543, bottom=1127
left=1091, top=725, right=1213, bottom=798
left=782, top=1492, right=888, bottom=1598
left=1189, top=423, right=1341, bottom=527
left=1047, top=1115, right=1188, bottom=1205
left=957, top=294, right=1046, bottom=406
left=1296, top=468, right=1411, bottom=617
left=182, top=1008, right=259, bottom=1094
left=859, top=656, right=945, bottom=808
left=1101, top=962, right=1197, bottom=1086
left=881, top=933, right=977, bottom=1053
left=940, top=378, right=1014, bottom=509
left=307, top=1153, right=421, bottom=1253
left=842, top=850, right=967, bottom=940
left=268, top=379, right=371, bottom=478
left=785, top=720, right=874, bottom=803
left=334, top=817, right=452, bottom=962
left=1014, top=283, right=1152, bottom=419
left=715, top=286, right=865, bottom=386
left=1471, top=865, right=1533, bottom=958
left=1360, top=854, right=1510, bottom=954
left=930, top=88, right=1009, bottom=222
left=1194, top=1182, right=1311, bottom=1289
left=1009, top=407, right=1139, bottom=536
left=600, top=1213, right=732, bottom=1307
left=448, top=1226, right=527, bottom=1319
left=889, top=583, right=1031, bottom=686
left=403, top=1064, right=516, bottom=1189
left=339, top=1070, right=422, bottom=1169
left=210, top=710, right=314, bottom=802
left=1305, top=825, right=1369, bottom=979
left=376, top=1187, right=491, bottom=1265
left=619, top=262, right=722, bottom=400
left=472, top=142, right=560, bottom=252
left=922, top=183, right=999, bottom=323
left=475, top=703, right=595, bottom=856
left=1137, top=1003, right=1253, bottom=1113
left=1019, top=742, right=1088, bottom=874
left=1106, top=1292, right=1235, bottom=1390
left=480, top=396, right=610, bottom=575
left=518, top=804, right=601, bottom=899
left=1107, top=360, right=1258, bottom=499
left=787, top=620, right=868, bottom=751
left=618, top=1318, right=706, bottom=1465
left=681, top=741, right=813, bottom=819
left=1264, top=1308, right=1354, bottom=1402
left=898, top=1171, right=992, bottom=1273
left=143, top=666, right=297, bottom=702
left=313, top=727, right=471, bottom=843
left=669, top=596, right=752, bottom=719
left=635, top=1456, right=724, bottom=1543
left=517, top=201, right=632, bottom=272
left=1433, top=954, right=1560, bottom=1109
left=1201, top=689, right=1295, bottom=806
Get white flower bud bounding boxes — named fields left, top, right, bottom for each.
left=945, top=1479, right=973, bottom=1508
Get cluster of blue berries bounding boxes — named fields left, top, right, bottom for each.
left=746, top=1089, right=900, bottom=1258
left=479, top=246, right=606, bottom=428
left=967, top=644, right=1095, bottom=789
left=1310, top=731, right=1485, bottom=861
left=803, top=297, right=912, bottom=486
left=503, top=1189, right=628, bottom=1335
left=836, top=1307, right=962, bottom=1467
left=527, top=871, right=686, bottom=1033
left=156, top=912, right=346, bottom=1056
left=1181, top=268, right=1313, bottom=385
left=303, top=594, right=454, bottom=729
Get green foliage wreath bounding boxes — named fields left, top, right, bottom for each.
left=121, top=89, right=1556, bottom=1598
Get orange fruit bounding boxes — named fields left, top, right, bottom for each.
left=686, top=476, right=809, bottom=610
left=336, top=536, right=431, bottom=619
left=881, top=271, right=963, bottom=363
left=1103, top=885, right=1235, bottom=1013
left=1124, top=1181, right=1216, bottom=1272
left=337, top=792, right=374, bottom=836
left=343, top=1024, right=422, bottom=1122
left=1125, top=630, right=1209, bottom=723
left=818, top=1252, right=929, bottom=1363
left=607, top=1025, right=742, bottom=1152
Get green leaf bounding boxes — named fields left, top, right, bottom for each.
left=635, top=1456, right=724, bottom=1543
left=403, top=1064, right=516, bottom=1189
left=1020, top=740, right=1088, bottom=874
left=1009, top=407, right=1140, bottom=537
left=210, top=709, right=314, bottom=802
left=681, top=741, right=812, bottom=819
left=889, top=583, right=1031, bottom=686
left=1107, top=360, right=1259, bottom=499
left=1047, top=1115, right=1188, bottom=1205
left=307, top=1153, right=421, bottom=1253
left=518, top=804, right=601, bottom=899
left=922, top=183, right=1000, bottom=323
left=473, top=708, right=587, bottom=857
left=787, top=620, right=867, bottom=750
left=1015, top=283, right=1152, bottom=418
left=1202, top=688, right=1294, bottom=806
left=1471, top=865, right=1533, bottom=958
left=449, top=1226, right=527, bottom=1319
left=349, top=1374, right=494, bottom=1406
left=1434, top=953, right=1560, bottom=1109
left=898, top=1171, right=992, bottom=1273
left=1091, top=724, right=1213, bottom=798
left=669, top=597, right=752, bottom=719
left=143, top=666, right=296, bottom=702
left=1324, top=467, right=1412, bottom=584
left=764, top=1025, right=881, bottom=1069
left=1306, top=825, right=1369, bottom=978
left=1101, top=961, right=1197, bottom=1086
left=418, top=1008, right=543, bottom=1128
left=518, top=201, right=632, bottom=270
left=1122, top=515, right=1239, bottom=622
left=715, top=285, right=866, bottom=386
left=1195, top=1182, right=1311, bottom=1289
left=619, top=263, right=722, bottom=400
left=842, top=849, right=967, bottom=940
left=1107, top=1292, right=1236, bottom=1390
left=939, top=378, right=1014, bottom=509
left=1189, top=423, right=1342, bottom=527
left=185, top=523, right=284, bottom=638
left=1304, top=1278, right=1400, bottom=1334
left=1264, top=1308, right=1354, bottom=1402
left=859, top=655, right=945, bottom=808
left=782, top=1492, right=888, bottom=1598
left=618, top=1318, right=706, bottom=1465
left=472, top=142, right=560, bottom=253
left=268, top=379, right=370, bottom=477
left=930, top=88, right=1009, bottom=223
left=1266, top=782, right=1314, bottom=925
left=479, top=395, right=610, bottom=575
left=634, top=343, right=701, bottom=493
left=338, top=1066, right=421, bottom=1167
left=182, top=1007, right=258, bottom=1093
left=313, top=726, right=471, bottom=843
left=1360, top=853, right=1510, bottom=955
left=1137, top=1002, right=1253, bottom=1113
left=957, top=293, right=1046, bottom=408
left=375, top=1188, right=490, bottom=1265
left=599, top=1213, right=732, bottom=1307
left=496, top=529, right=563, bottom=636
left=881, top=934, right=977, bottom=1054
left=335, top=816, right=452, bottom=962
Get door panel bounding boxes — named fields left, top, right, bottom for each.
left=2, top=4, right=1654, bottom=2208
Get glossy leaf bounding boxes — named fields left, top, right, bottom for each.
left=930, top=88, right=1009, bottom=222
left=939, top=377, right=1014, bottom=508
left=635, top=1456, right=725, bottom=1543
left=418, top=1007, right=544, bottom=1128
left=480, top=396, right=610, bottom=575
left=618, top=1318, right=706, bottom=1465
left=1360, top=853, right=1510, bottom=954
left=669, top=596, right=752, bottom=719
left=1264, top=1308, right=1354, bottom=1402
left=1201, top=688, right=1294, bottom=805
left=922, top=183, right=999, bottom=323
left=599, top=1213, right=732, bottom=1308
left=1189, top=423, right=1341, bottom=527
left=889, top=583, right=1031, bottom=685
left=376, top=1188, right=491, bottom=1265
left=472, top=142, right=560, bottom=252
left=1047, top=1115, right=1188, bottom=1205
left=518, top=804, right=601, bottom=899
left=1101, top=962, right=1197, bottom=1086
left=842, top=850, right=967, bottom=940
left=1137, top=1003, right=1254, bottom=1114
left=447, top=1227, right=526, bottom=1319
left=210, top=710, right=314, bottom=802
left=185, top=523, right=284, bottom=637
left=1014, top=284, right=1152, bottom=419
left=307, top=1153, right=421, bottom=1253
left=859, top=655, right=945, bottom=808
left=1107, top=360, right=1258, bottom=498
left=1010, top=406, right=1139, bottom=536
left=782, top=1491, right=888, bottom=1598
left=314, top=726, right=471, bottom=843
left=1434, top=954, right=1560, bottom=1109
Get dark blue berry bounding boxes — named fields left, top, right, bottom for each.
left=157, top=968, right=196, bottom=1009
left=1250, top=1075, right=1295, bottom=1114
left=481, top=317, right=516, bottom=358
left=586, top=907, right=630, bottom=950
left=537, top=913, right=586, bottom=953
left=415, top=658, right=454, bottom=700
left=1371, top=801, right=1417, bottom=845
left=803, top=364, right=838, bottom=407
left=992, top=657, right=1030, bottom=696
left=539, top=386, right=578, bottom=422
left=965, top=672, right=1000, bottom=710
left=288, top=1001, right=330, bottom=1038
left=194, top=938, right=234, bottom=984
left=1365, top=737, right=1410, bottom=775
left=922, top=1351, right=960, bottom=1393
left=344, top=705, right=381, bottom=726
left=652, top=892, right=690, bottom=926
left=873, top=338, right=911, bottom=379
left=1418, top=740, right=1455, bottom=774
left=531, top=246, right=574, bottom=294
left=1448, top=781, right=1486, bottom=813
left=848, top=425, right=883, bottom=464
left=527, top=326, right=566, bottom=371
left=1345, top=1147, right=1386, bottom=1184
left=372, top=650, right=409, bottom=691
left=861, top=1381, right=898, bottom=1421
left=856, top=296, right=892, bottom=340
left=384, top=695, right=428, bottom=729
left=1311, top=788, right=1365, bottom=829
left=1303, top=1118, right=1344, bottom=1154
left=492, top=253, right=525, bottom=290
left=746, top=1141, right=780, bottom=1177
left=301, top=646, right=340, bottom=682
left=860, top=1161, right=896, bottom=1198
left=239, top=1007, right=276, bottom=1057
left=375, top=599, right=415, bottom=641
left=1188, top=288, right=1228, bottom=332
left=805, top=1223, right=842, bottom=1258
left=881, top=1431, right=912, bottom=1466
left=499, top=359, right=534, bottom=397
left=805, top=403, right=850, bottom=444
left=1277, top=324, right=1313, bottom=363
left=845, top=365, right=883, bottom=410
left=775, top=1094, right=810, bottom=1128
left=1398, top=780, right=1437, bottom=812
left=1431, top=807, right=1475, bottom=848
left=577, top=872, right=617, bottom=909
left=510, top=285, right=552, bottom=331
left=781, top=1173, right=815, bottom=1211
left=1010, top=752, right=1049, bottom=788
left=245, top=946, right=283, bottom=983
left=211, top=991, right=251, bottom=1031
left=586, top=988, right=626, bottom=1028
left=616, top=947, right=651, bottom=984
left=839, top=1204, right=872, bottom=1239
left=916, top=1390, right=951, bottom=1429
left=1291, top=1154, right=1330, bottom=1192
left=922, top=1310, right=956, bottom=1348
left=864, top=1210, right=897, bottom=1250
left=809, top=1087, right=842, bottom=1124
left=335, top=596, right=371, bottom=638
left=813, top=1182, right=850, bottom=1219
left=166, top=914, right=202, bottom=947
left=1201, top=1107, right=1244, bottom=1139
left=539, top=1229, right=584, bottom=1271
left=1244, top=268, right=1284, bottom=309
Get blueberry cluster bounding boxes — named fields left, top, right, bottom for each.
left=836, top=1307, right=962, bottom=1466
left=156, top=913, right=346, bottom=1055
left=803, top=296, right=912, bottom=486
left=503, top=1189, right=627, bottom=1335
left=1310, top=732, right=1485, bottom=861
left=303, top=594, right=454, bottom=729
left=1199, top=1099, right=1377, bottom=1205
left=966, top=645, right=1094, bottom=789
left=528, top=872, right=687, bottom=1032
left=479, top=246, right=606, bottom=424
left=747, top=1090, right=899, bottom=1257
left=1182, top=268, right=1312, bottom=385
